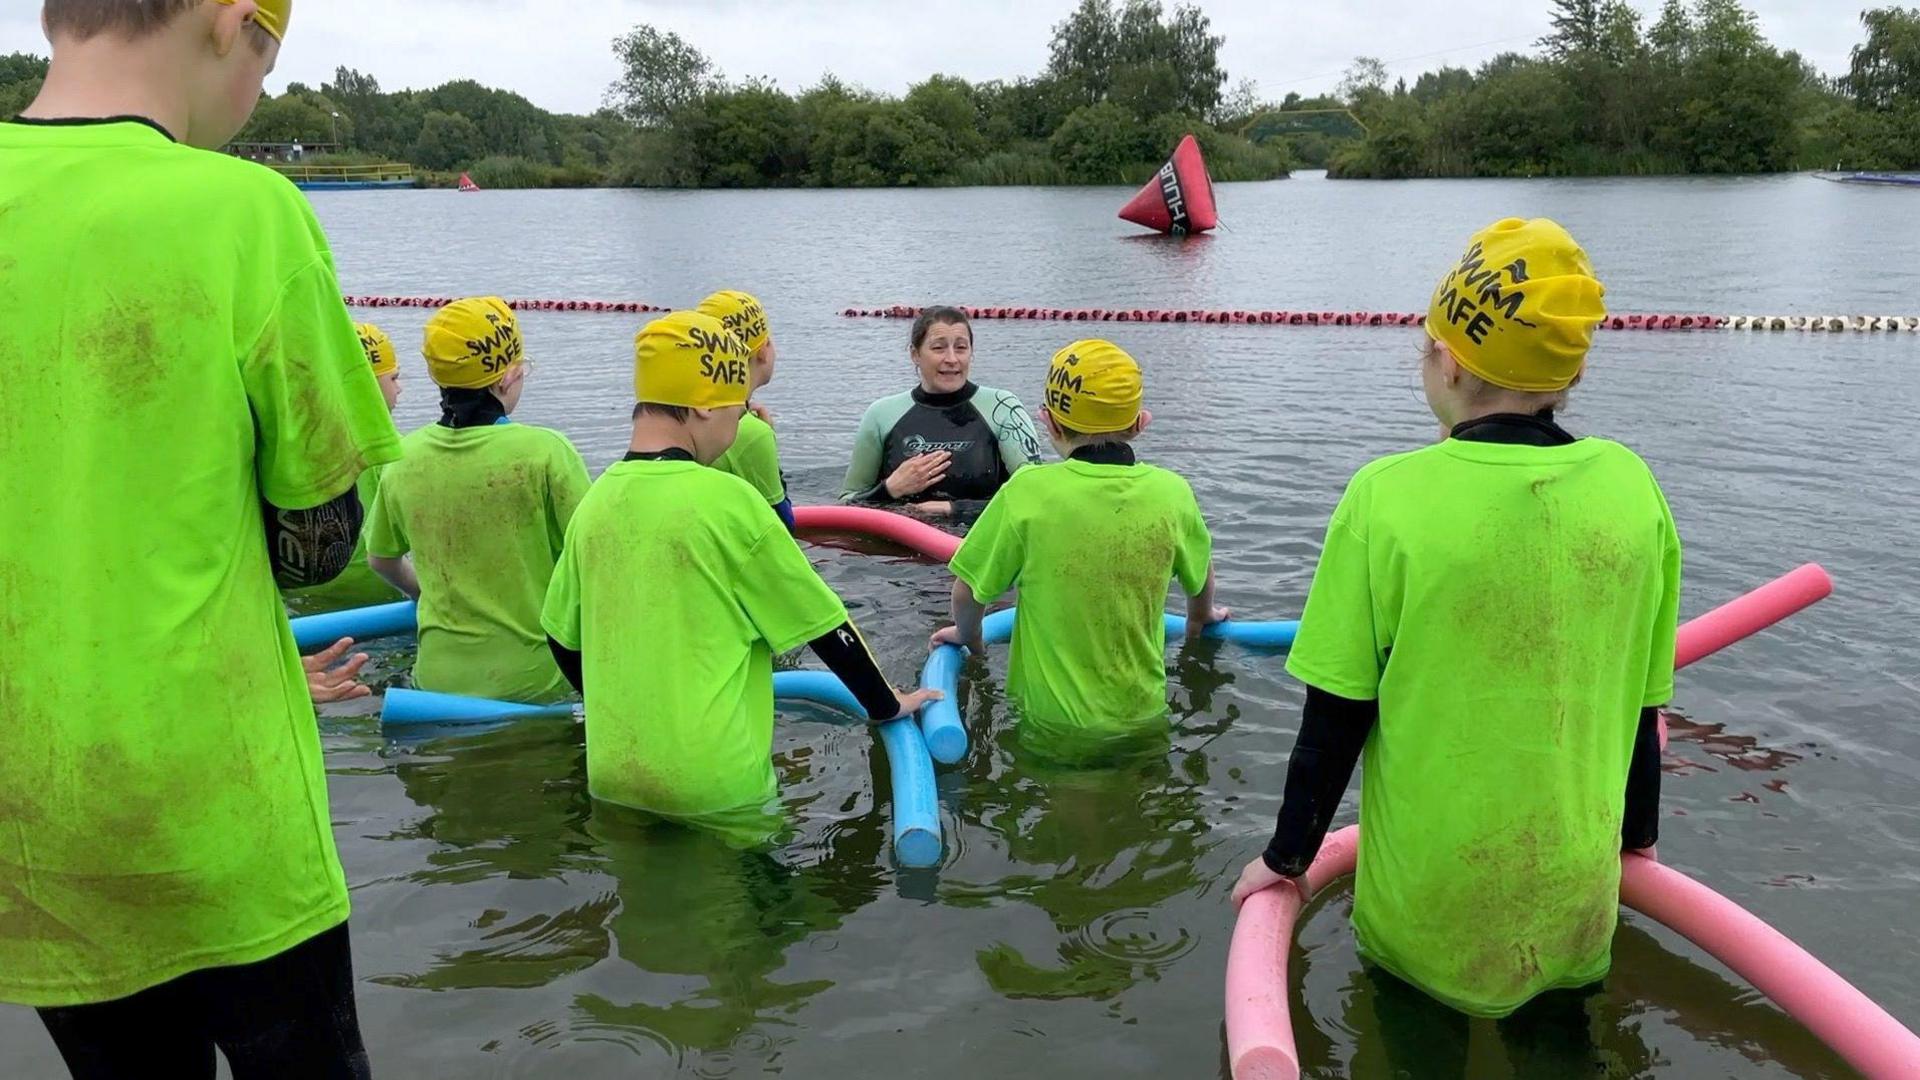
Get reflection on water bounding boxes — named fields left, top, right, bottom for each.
left=950, top=690, right=1215, bottom=1005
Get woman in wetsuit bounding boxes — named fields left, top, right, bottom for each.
left=840, top=306, right=1042, bottom=517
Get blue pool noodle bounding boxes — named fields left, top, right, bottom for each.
left=918, top=645, right=969, bottom=764
left=980, top=607, right=1297, bottom=648
left=375, top=672, right=942, bottom=869
left=876, top=718, right=943, bottom=868
left=291, top=600, right=418, bottom=651
left=771, top=671, right=941, bottom=867
left=381, top=687, right=571, bottom=725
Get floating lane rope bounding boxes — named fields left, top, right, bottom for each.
left=838, top=306, right=1920, bottom=332
left=339, top=297, right=1920, bottom=331
left=343, top=296, right=674, bottom=314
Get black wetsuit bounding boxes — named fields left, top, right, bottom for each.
left=840, top=382, right=1042, bottom=515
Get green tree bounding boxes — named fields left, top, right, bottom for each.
left=1339, top=56, right=1391, bottom=104
left=1844, top=7, right=1920, bottom=109
left=1046, top=0, right=1223, bottom=120
left=1048, top=0, right=1119, bottom=108
left=677, top=80, right=804, bottom=187
left=410, top=109, right=486, bottom=171
left=0, top=55, right=46, bottom=119
left=1541, top=0, right=1603, bottom=58
left=606, top=24, right=720, bottom=128
left=1050, top=100, right=1150, bottom=182
left=904, top=75, right=988, bottom=161
left=236, top=92, right=344, bottom=145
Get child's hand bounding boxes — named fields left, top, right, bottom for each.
left=911, top=501, right=953, bottom=518
left=1230, top=856, right=1303, bottom=908
left=1202, top=605, right=1232, bottom=627
left=889, top=687, right=945, bottom=719
left=930, top=626, right=982, bottom=653
left=304, top=637, right=372, bottom=705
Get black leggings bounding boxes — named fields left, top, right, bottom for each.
left=1364, top=964, right=1601, bottom=1079
left=36, top=922, right=369, bottom=1080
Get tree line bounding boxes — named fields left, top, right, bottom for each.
left=1318, top=2, right=1920, bottom=178
left=3, top=1, right=1914, bottom=186
left=604, top=0, right=1288, bottom=187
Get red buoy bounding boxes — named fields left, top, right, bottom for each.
left=1117, top=134, right=1219, bottom=236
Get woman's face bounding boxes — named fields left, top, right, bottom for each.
left=912, top=321, right=973, bottom=395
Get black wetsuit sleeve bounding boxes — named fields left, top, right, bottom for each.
left=264, top=488, right=363, bottom=590
left=847, top=482, right=893, bottom=506
left=548, top=637, right=584, bottom=695
left=1622, top=706, right=1662, bottom=850
left=808, top=621, right=901, bottom=721
left=1262, top=685, right=1378, bottom=877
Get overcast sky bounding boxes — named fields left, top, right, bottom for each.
left=2, top=1, right=1865, bottom=113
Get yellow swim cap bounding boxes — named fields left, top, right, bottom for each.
left=213, top=0, right=290, bottom=41
left=1045, top=339, right=1143, bottom=435
left=634, top=311, right=753, bottom=409
left=695, top=290, right=772, bottom=356
left=357, top=322, right=397, bottom=378
left=1426, top=218, right=1607, bottom=393
left=423, top=298, right=524, bottom=390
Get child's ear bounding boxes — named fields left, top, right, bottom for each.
left=1040, top=408, right=1061, bottom=438
left=208, top=0, right=256, bottom=57
left=1134, top=410, right=1153, bottom=436
left=691, top=407, right=715, bottom=422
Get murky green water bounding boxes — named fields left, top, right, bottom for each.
left=6, top=175, right=1916, bottom=1077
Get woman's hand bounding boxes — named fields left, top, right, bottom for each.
left=304, top=637, right=372, bottom=704
left=750, top=402, right=775, bottom=427
left=884, top=451, right=951, bottom=499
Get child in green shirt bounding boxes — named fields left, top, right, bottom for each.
left=542, top=312, right=940, bottom=828
left=3, top=1, right=395, bottom=1073
left=368, top=297, right=590, bottom=704
left=1232, top=219, right=1681, bottom=1057
left=934, top=340, right=1226, bottom=760
left=697, top=289, right=796, bottom=532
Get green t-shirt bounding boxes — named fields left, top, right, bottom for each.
left=1286, top=436, right=1681, bottom=1018
left=366, top=422, right=589, bottom=704
left=711, top=412, right=785, bottom=505
left=949, top=458, right=1212, bottom=755
left=542, top=460, right=849, bottom=817
left=0, top=119, right=401, bottom=1006
left=281, top=461, right=405, bottom=613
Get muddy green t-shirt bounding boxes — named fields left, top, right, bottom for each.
left=542, top=461, right=849, bottom=816
left=711, top=412, right=785, bottom=505
left=367, top=422, right=589, bottom=703
left=282, top=462, right=404, bottom=613
left=1287, top=437, right=1681, bottom=1018
left=949, top=458, right=1212, bottom=753
left=0, top=119, right=401, bottom=1006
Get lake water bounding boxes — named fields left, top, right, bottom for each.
left=5, top=174, right=1917, bottom=1078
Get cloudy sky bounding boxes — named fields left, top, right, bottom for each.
left=3, top=1, right=1864, bottom=113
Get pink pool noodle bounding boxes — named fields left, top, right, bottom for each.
left=1225, top=826, right=1359, bottom=1079
left=791, top=505, right=960, bottom=563
left=1674, top=563, right=1831, bottom=669
left=1223, top=563, right=1916, bottom=1079
left=1620, top=857, right=1920, bottom=1078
